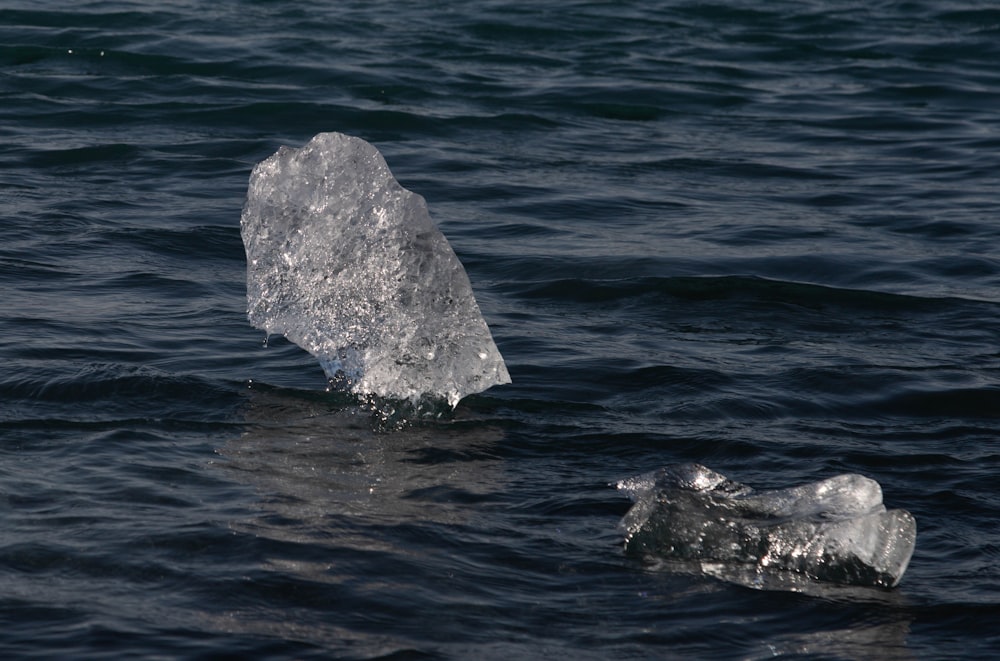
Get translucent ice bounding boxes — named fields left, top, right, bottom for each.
left=617, top=464, right=916, bottom=589
left=241, top=132, right=510, bottom=408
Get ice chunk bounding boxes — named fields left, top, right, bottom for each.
left=240, top=132, right=510, bottom=408
left=617, top=464, right=916, bottom=589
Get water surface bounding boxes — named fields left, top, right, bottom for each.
left=1, top=1, right=999, bottom=658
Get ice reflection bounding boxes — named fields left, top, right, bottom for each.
left=760, top=619, right=915, bottom=660
left=207, top=387, right=507, bottom=651
left=222, top=386, right=506, bottom=537
left=634, top=558, right=916, bottom=658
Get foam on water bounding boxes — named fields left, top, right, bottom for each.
left=240, top=132, right=510, bottom=408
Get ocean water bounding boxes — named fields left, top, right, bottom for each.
left=2, top=0, right=999, bottom=658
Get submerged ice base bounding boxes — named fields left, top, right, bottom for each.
left=241, top=132, right=510, bottom=408
left=617, top=464, right=916, bottom=589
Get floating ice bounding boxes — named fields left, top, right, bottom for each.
left=617, top=464, right=916, bottom=589
left=241, top=132, right=510, bottom=408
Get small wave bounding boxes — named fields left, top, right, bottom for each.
left=513, top=274, right=961, bottom=311
left=0, top=366, right=241, bottom=424
left=878, top=386, right=1000, bottom=420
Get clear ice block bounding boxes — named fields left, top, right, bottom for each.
left=240, top=132, right=510, bottom=408
left=618, top=464, right=916, bottom=589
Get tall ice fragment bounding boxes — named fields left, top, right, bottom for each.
left=241, top=132, right=510, bottom=407
left=618, top=464, right=916, bottom=589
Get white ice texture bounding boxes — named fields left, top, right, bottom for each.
left=617, top=464, right=916, bottom=589
left=241, top=132, right=510, bottom=408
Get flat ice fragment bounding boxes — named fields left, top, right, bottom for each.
left=241, top=132, right=510, bottom=408
left=617, top=464, right=916, bottom=589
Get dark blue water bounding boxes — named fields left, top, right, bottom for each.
left=2, top=1, right=999, bottom=658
